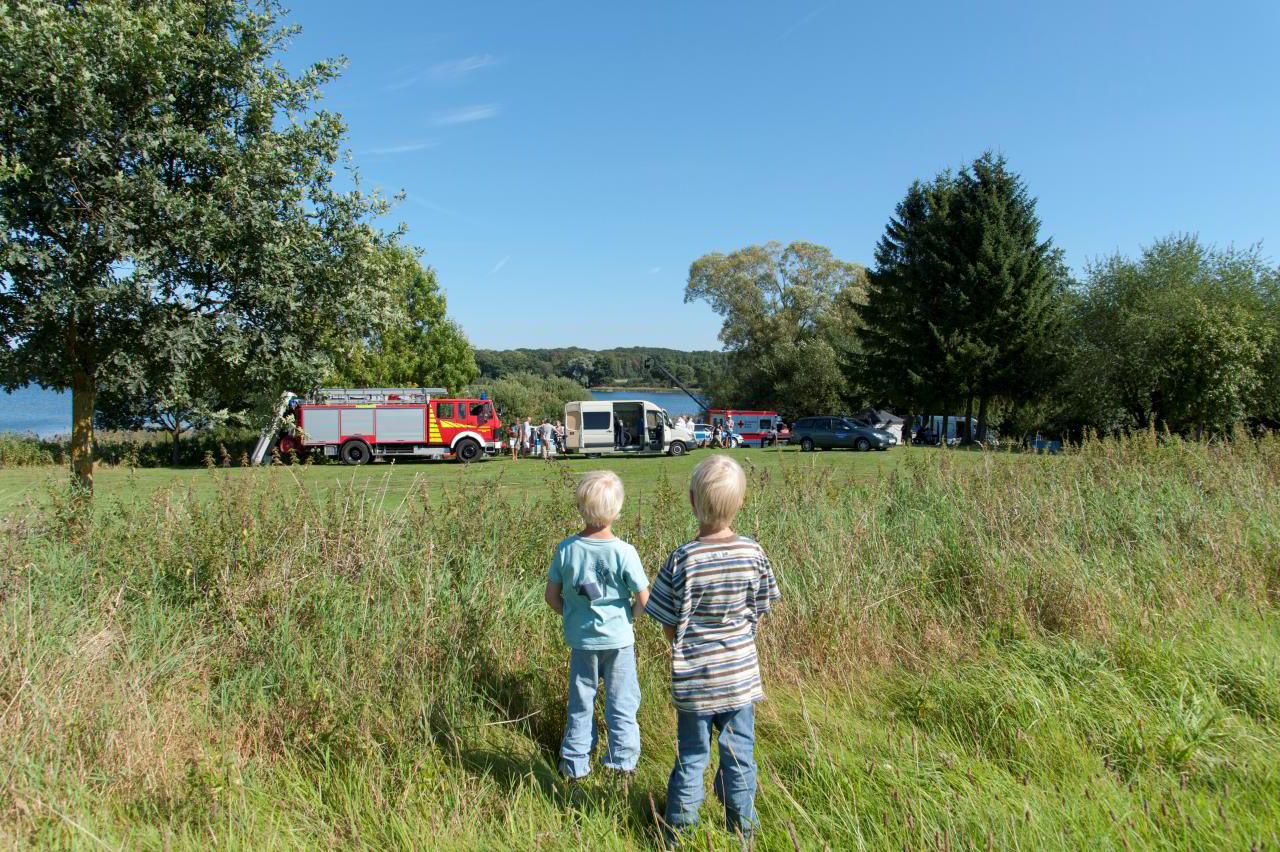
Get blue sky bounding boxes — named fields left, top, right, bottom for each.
left=286, top=0, right=1280, bottom=350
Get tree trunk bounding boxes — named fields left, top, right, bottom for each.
left=172, top=426, right=182, bottom=467
left=964, top=396, right=974, bottom=444
left=901, top=409, right=912, bottom=445
left=70, top=365, right=95, bottom=493
left=977, top=395, right=989, bottom=444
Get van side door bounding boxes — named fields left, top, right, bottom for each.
left=580, top=409, right=613, bottom=451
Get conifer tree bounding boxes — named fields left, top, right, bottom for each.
left=950, top=152, right=1063, bottom=440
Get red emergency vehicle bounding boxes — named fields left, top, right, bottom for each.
left=256, top=387, right=501, bottom=465
left=707, top=409, right=786, bottom=448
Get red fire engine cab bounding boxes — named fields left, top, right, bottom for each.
left=253, top=387, right=501, bottom=465
left=707, top=409, right=786, bottom=448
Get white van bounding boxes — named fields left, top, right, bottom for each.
left=563, top=400, right=696, bottom=457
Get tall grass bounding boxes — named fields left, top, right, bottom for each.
left=1, top=434, right=1278, bottom=849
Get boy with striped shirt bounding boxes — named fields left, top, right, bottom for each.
left=646, top=455, right=780, bottom=841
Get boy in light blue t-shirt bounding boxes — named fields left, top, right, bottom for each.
left=545, top=470, right=649, bottom=779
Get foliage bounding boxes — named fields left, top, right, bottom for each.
left=859, top=175, right=960, bottom=418
left=859, top=153, right=1065, bottom=440
left=92, top=315, right=240, bottom=465
left=480, top=371, right=589, bottom=425
left=0, top=427, right=262, bottom=469
left=2, top=438, right=1279, bottom=847
left=0, top=0, right=402, bottom=490
left=1070, top=236, right=1277, bottom=435
left=328, top=245, right=479, bottom=393
left=0, top=433, right=60, bottom=467
left=476, top=347, right=728, bottom=390
left=685, top=241, right=866, bottom=416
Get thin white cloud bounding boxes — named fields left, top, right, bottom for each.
left=782, top=3, right=830, bottom=38
left=387, top=54, right=501, bottom=91
left=649, top=266, right=662, bottom=275
left=432, top=104, right=500, bottom=126
left=491, top=256, right=509, bottom=274
left=363, top=140, right=438, bottom=156
left=432, top=54, right=500, bottom=80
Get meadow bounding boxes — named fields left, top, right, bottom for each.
left=1, top=438, right=1279, bottom=849
left=0, top=445, right=908, bottom=516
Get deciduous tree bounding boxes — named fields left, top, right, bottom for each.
left=0, top=0, right=399, bottom=492
left=331, top=246, right=479, bottom=393
left=685, top=241, right=866, bottom=415
left=1073, top=236, right=1276, bottom=435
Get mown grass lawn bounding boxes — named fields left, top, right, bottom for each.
left=0, top=445, right=943, bottom=516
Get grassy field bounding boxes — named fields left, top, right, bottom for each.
left=0, top=446, right=914, bottom=516
left=2, top=437, right=1279, bottom=849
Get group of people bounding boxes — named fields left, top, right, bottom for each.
left=508, top=416, right=566, bottom=460
left=545, top=455, right=779, bottom=842
left=672, top=413, right=737, bottom=449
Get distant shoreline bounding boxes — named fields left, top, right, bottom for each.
left=589, top=385, right=704, bottom=393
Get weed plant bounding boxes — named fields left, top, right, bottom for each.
left=1, top=433, right=1278, bottom=848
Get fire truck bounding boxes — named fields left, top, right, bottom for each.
left=252, top=387, right=501, bottom=465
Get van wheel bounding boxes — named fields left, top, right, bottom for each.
left=800, top=437, right=814, bottom=452
left=340, top=440, right=372, bottom=466
left=454, top=438, right=482, bottom=463
left=668, top=441, right=686, bottom=457
left=855, top=438, right=871, bottom=452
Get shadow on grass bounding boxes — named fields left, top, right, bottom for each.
left=439, top=637, right=665, bottom=846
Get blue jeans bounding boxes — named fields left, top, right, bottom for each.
left=560, top=645, right=641, bottom=778
left=664, top=703, right=758, bottom=838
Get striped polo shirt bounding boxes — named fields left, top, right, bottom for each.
left=645, top=535, right=780, bottom=714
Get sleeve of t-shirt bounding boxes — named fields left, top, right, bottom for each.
left=621, top=545, right=648, bottom=593
left=644, top=552, right=680, bottom=626
left=754, top=548, right=780, bottom=617
left=547, top=543, right=565, bottom=585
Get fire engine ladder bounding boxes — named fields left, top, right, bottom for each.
left=315, top=387, right=446, bottom=405
left=251, top=391, right=297, bottom=466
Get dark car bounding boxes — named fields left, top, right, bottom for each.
left=788, top=416, right=897, bottom=452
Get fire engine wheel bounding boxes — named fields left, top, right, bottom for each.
left=340, top=440, right=372, bottom=466
left=454, top=438, right=482, bottom=463
left=668, top=441, right=686, bottom=457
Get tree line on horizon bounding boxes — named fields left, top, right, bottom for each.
left=475, top=347, right=727, bottom=390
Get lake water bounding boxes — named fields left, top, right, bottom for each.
left=0, top=386, right=69, bottom=437
left=589, top=389, right=705, bottom=418
left=0, top=385, right=707, bottom=437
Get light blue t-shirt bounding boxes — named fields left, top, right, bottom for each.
left=548, top=535, right=649, bottom=650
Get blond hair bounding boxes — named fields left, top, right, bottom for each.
left=689, top=454, right=746, bottom=529
left=576, top=470, right=625, bottom=527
